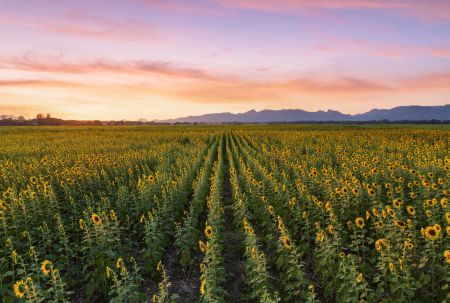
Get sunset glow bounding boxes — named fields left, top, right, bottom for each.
left=1, top=0, right=450, bottom=120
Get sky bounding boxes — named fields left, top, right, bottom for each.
left=0, top=0, right=450, bottom=120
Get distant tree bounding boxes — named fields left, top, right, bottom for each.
left=36, top=113, right=45, bottom=119
left=46, top=113, right=51, bottom=119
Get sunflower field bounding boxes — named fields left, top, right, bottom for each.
left=0, top=125, right=448, bottom=303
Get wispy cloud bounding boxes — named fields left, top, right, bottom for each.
left=0, top=12, right=160, bottom=41
left=0, top=53, right=228, bottom=81
left=213, top=0, right=450, bottom=21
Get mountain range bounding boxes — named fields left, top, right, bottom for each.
left=156, top=105, right=450, bottom=123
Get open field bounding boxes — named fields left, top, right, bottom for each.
left=0, top=125, right=448, bottom=303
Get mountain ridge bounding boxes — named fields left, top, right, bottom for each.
left=156, top=105, right=450, bottom=123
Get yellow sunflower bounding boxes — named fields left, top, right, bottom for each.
left=356, top=273, right=363, bottom=283
left=424, top=225, right=440, bottom=240
left=200, top=279, right=206, bottom=295
left=199, top=240, right=206, bottom=253
left=328, top=224, right=335, bottom=234
left=355, top=217, right=365, bottom=229
left=204, top=225, right=213, bottom=238
left=444, top=250, right=450, bottom=265
left=404, top=240, right=414, bottom=250
left=91, top=213, right=102, bottom=226
left=394, top=220, right=406, bottom=229
left=406, top=206, right=415, bottom=216
left=393, top=198, right=403, bottom=208
left=389, top=262, right=395, bottom=272
left=13, top=279, right=28, bottom=298
left=375, top=221, right=384, bottom=229
left=40, top=259, right=52, bottom=276
left=281, top=235, right=292, bottom=250
left=116, top=257, right=124, bottom=269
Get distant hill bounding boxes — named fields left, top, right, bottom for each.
left=157, top=105, right=450, bottom=123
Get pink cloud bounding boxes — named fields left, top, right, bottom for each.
left=0, top=12, right=160, bottom=41
left=213, top=0, right=450, bottom=21
left=134, top=0, right=450, bottom=22
left=0, top=53, right=229, bottom=81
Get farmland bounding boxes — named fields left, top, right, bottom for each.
left=0, top=125, right=448, bottom=303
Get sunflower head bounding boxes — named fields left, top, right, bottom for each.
left=424, top=226, right=440, bottom=240
left=13, top=279, right=28, bottom=298
left=328, top=224, right=335, bottom=234
left=404, top=240, right=414, bottom=250
left=395, top=220, right=406, bottom=229
left=116, top=257, right=124, bottom=269
left=91, top=213, right=102, bottom=226
left=355, top=217, right=365, bottom=229
left=444, top=250, right=450, bottom=264
left=200, top=279, right=206, bottom=295
left=199, top=240, right=206, bottom=253
left=389, top=262, right=395, bottom=272
left=156, top=260, right=162, bottom=272
left=281, top=235, right=292, bottom=250
left=40, top=259, right=53, bottom=276
left=406, top=206, right=415, bottom=216
left=204, top=225, right=212, bottom=238
left=356, top=273, right=363, bottom=283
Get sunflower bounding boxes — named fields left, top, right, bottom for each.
left=13, top=279, right=28, bottom=298
left=199, top=240, right=206, bottom=253
left=281, top=235, right=292, bottom=250
left=375, top=239, right=389, bottom=252
left=424, top=225, right=440, bottom=240
left=441, top=198, right=448, bottom=208
left=393, top=198, right=403, bottom=208
left=375, top=221, right=384, bottom=228
left=204, top=225, right=212, bottom=238
left=40, top=259, right=52, bottom=276
left=110, top=210, right=117, bottom=221
left=267, top=205, right=274, bottom=215
left=389, top=262, right=395, bottom=272
left=386, top=207, right=394, bottom=217
left=316, top=231, right=325, bottom=243
left=200, top=279, right=206, bottom=295
left=355, top=217, right=365, bottom=229
left=406, top=206, right=415, bottom=216
left=367, top=189, right=375, bottom=196
left=91, top=213, right=102, bottom=226
left=156, top=260, right=162, bottom=272
left=356, top=273, right=363, bottom=283
left=372, top=208, right=379, bottom=217
left=116, top=257, right=123, bottom=269
left=426, top=210, right=432, bottom=218
left=434, top=223, right=441, bottom=232
left=328, top=224, right=335, bottom=234
left=446, top=212, right=450, bottom=225
left=277, top=216, right=285, bottom=232
left=395, top=220, right=406, bottom=229
left=444, top=250, right=450, bottom=264
left=404, top=240, right=414, bottom=250
left=147, top=175, right=155, bottom=182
